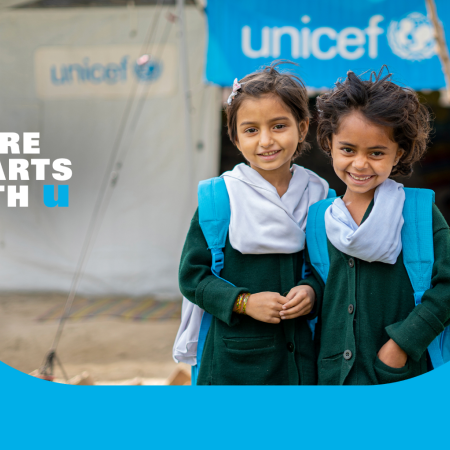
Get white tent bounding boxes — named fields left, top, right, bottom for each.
left=0, top=4, right=221, bottom=297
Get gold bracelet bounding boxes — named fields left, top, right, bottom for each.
left=235, top=293, right=250, bottom=314
left=235, top=294, right=243, bottom=312
left=242, top=293, right=250, bottom=315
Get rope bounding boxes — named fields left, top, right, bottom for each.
left=128, top=12, right=174, bottom=134
left=39, top=0, right=174, bottom=378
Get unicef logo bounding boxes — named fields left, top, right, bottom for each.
left=387, top=12, right=436, bottom=61
left=133, top=58, right=163, bottom=82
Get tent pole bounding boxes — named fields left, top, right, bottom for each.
left=426, top=0, right=450, bottom=102
left=177, top=0, right=195, bottom=207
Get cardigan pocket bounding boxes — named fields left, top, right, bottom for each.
left=319, top=353, right=343, bottom=385
left=222, top=336, right=275, bottom=351
left=214, top=336, right=286, bottom=385
left=373, top=355, right=413, bottom=385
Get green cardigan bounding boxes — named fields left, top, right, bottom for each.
left=299, top=201, right=450, bottom=385
left=179, top=209, right=317, bottom=385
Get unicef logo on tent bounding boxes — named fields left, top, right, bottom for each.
left=387, top=12, right=436, bottom=61
left=133, top=58, right=163, bottom=82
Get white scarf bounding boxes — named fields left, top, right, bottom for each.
left=173, top=163, right=329, bottom=365
left=324, top=178, right=405, bottom=264
left=222, top=163, right=329, bottom=254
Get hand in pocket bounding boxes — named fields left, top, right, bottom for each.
left=377, top=338, right=407, bottom=368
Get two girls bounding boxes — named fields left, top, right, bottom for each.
left=178, top=63, right=450, bottom=385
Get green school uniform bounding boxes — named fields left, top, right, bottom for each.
left=299, top=201, right=450, bottom=385
left=179, top=209, right=317, bottom=385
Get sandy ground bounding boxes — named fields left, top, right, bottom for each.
left=0, top=293, right=190, bottom=383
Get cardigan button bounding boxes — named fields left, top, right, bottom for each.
left=348, top=304, right=354, bottom=314
left=348, top=258, right=355, bottom=268
left=287, top=342, right=294, bottom=353
left=343, top=350, right=352, bottom=360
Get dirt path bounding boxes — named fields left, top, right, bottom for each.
left=0, top=293, right=189, bottom=382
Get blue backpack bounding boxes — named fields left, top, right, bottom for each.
left=305, top=187, right=450, bottom=370
left=191, top=176, right=336, bottom=385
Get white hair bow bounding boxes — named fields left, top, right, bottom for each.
left=227, top=78, right=243, bottom=105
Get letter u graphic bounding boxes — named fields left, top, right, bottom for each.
left=241, top=26, right=271, bottom=58
left=43, top=185, right=69, bottom=207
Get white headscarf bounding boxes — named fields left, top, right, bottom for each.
left=222, top=163, right=329, bottom=254
left=325, top=178, right=405, bottom=264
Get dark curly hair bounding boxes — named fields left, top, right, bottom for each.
left=225, top=61, right=311, bottom=160
left=316, top=67, right=432, bottom=177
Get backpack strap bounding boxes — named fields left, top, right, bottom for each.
left=196, top=177, right=234, bottom=377
left=305, top=197, right=335, bottom=284
left=198, top=177, right=232, bottom=278
left=303, top=189, right=336, bottom=339
left=401, top=188, right=444, bottom=368
left=196, top=312, right=212, bottom=375
left=301, top=188, right=336, bottom=279
left=401, top=188, right=435, bottom=305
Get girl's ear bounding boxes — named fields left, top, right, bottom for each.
left=298, top=119, right=310, bottom=142
left=394, top=148, right=405, bottom=166
left=327, top=137, right=333, bottom=156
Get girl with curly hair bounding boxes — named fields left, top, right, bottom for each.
left=294, top=68, right=450, bottom=385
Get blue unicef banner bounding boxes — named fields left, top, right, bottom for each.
left=205, top=0, right=450, bottom=90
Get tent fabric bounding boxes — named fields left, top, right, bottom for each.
left=0, top=6, right=221, bottom=296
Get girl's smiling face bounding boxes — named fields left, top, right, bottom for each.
left=330, top=111, right=404, bottom=198
left=235, top=94, right=308, bottom=175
